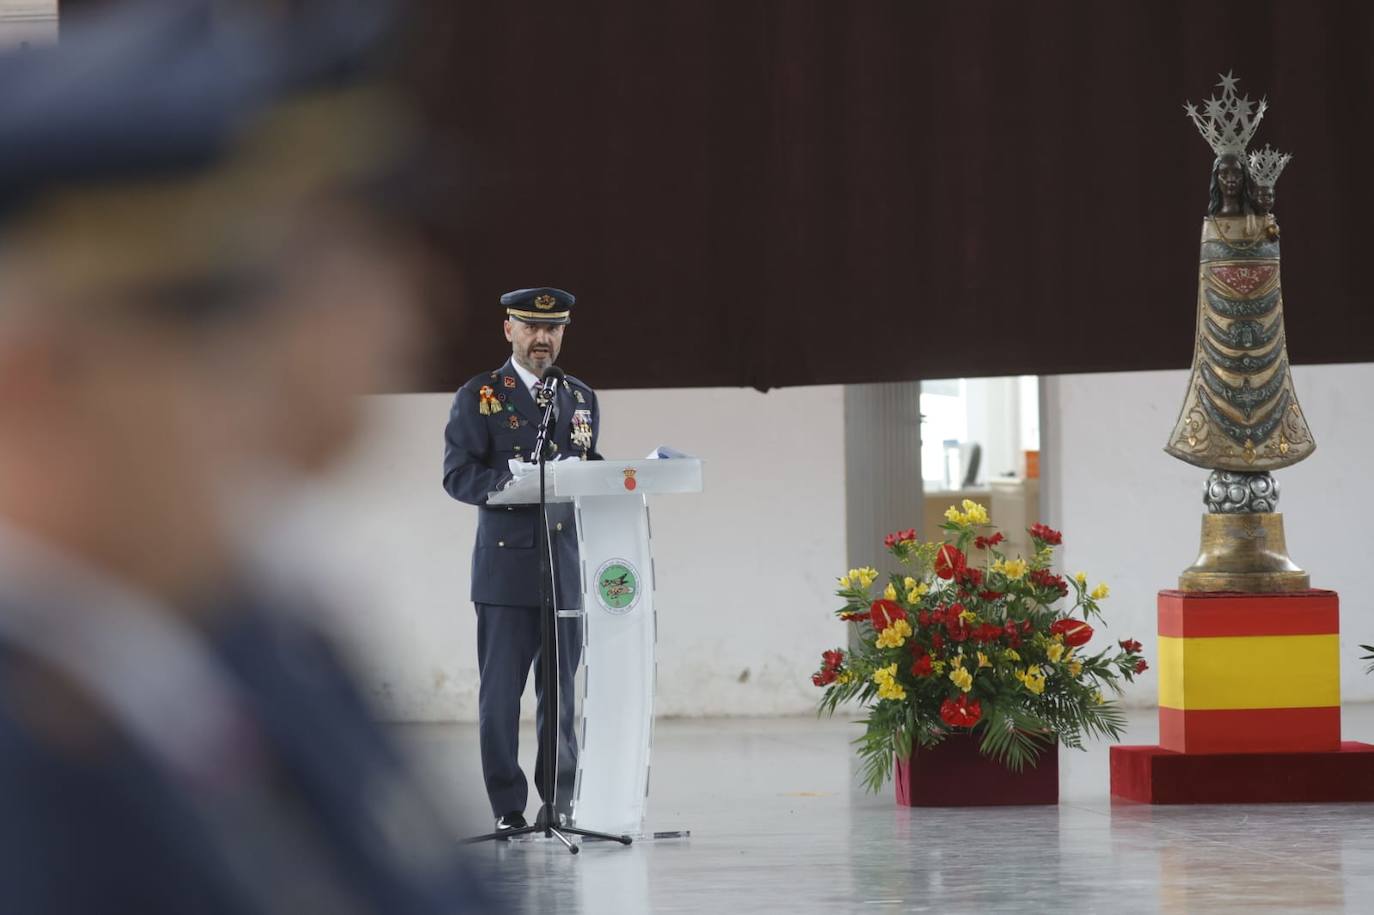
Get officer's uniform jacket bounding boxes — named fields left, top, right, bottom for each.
left=442, top=358, right=600, bottom=609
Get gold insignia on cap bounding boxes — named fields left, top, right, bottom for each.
left=534, top=294, right=557, bottom=311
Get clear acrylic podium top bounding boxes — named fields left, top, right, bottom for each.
left=487, top=458, right=704, bottom=505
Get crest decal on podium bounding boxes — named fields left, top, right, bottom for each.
left=595, top=559, right=641, bottom=615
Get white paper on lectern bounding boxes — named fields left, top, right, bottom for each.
left=645, top=444, right=695, bottom=460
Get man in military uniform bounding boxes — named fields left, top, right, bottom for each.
left=442, top=287, right=600, bottom=831
left=0, top=4, right=491, bottom=912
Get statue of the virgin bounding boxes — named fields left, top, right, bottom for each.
left=1166, top=74, right=1312, bottom=591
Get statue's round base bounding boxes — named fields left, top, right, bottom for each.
left=1178, top=512, right=1309, bottom=592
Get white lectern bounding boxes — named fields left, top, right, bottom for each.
left=488, top=458, right=703, bottom=837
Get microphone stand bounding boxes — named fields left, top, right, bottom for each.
left=463, top=372, right=632, bottom=854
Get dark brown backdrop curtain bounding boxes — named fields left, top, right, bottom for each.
left=404, top=0, right=1374, bottom=391
left=59, top=0, right=1374, bottom=391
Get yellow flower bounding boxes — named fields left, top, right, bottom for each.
left=857, top=567, right=879, bottom=588
left=932, top=660, right=946, bottom=675
left=1090, top=583, right=1110, bottom=601
left=883, top=582, right=898, bottom=601
left=1046, top=643, right=1065, bottom=663
left=1074, top=571, right=1087, bottom=586
left=945, top=505, right=966, bottom=525
left=976, top=651, right=992, bottom=669
left=1068, top=661, right=1083, bottom=677
left=903, top=577, right=918, bottom=591
left=906, top=589, right=921, bottom=603
left=1093, top=690, right=1105, bottom=705
left=875, top=619, right=913, bottom=649
left=1015, top=665, right=1046, bottom=695
left=1002, top=558, right=1028, bottom=580
left=949, top=666, right=974, bottom=692
left=950, top=653, right=964, bottom=668
left=959, top=609, right=978, bottom=624
left=837, top=574, right=852, bottom=589
left=961, top=499, right=990, bottom=526
left=1005, top=649, right=1021, bottom=662
left=872, top=663, right=906, bottom=701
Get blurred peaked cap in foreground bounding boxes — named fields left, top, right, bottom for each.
left=0, top=0, right=406, bottom=317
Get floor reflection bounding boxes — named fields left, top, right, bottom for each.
left=394, top=707, right=1374, bottom=913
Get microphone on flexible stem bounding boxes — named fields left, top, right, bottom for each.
left=533, top=365, right=564, bottom=462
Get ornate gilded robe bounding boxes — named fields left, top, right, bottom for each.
left=1165, top=215, right=1314, bottom=471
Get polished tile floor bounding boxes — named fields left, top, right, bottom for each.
left=397, top=706, right=1374, bottom=913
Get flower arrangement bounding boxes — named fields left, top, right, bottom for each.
left=813, top=501, right=1148, bottom=792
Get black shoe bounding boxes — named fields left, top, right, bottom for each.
left=495, top=812, right=527, bottom=835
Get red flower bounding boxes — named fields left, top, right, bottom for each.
left=934, top=544, right=967, bottom=580
left=1050, top=618, right=1094, bottom=647
left=917, top=611, right=932, bottom=627
left=812, top=669, right=836, bottom=687
left=870, top=600, right=907, bottom=630
left=822, top=649, right=845, bottom=671
left=1029, top=569, right=1069, bottom=598
left=1134, top=659, right=1149, bottom=674
left=973, top=623, right=1004, bottom=644
left=931, top=632, right=945, bottom=651
left=956, top=567, right=984, bottom=590
left=939, top=695, right=983, bottom=728
left=979, top=590, right=1006, bottom=602
left=1119, top=638, right=1143, bottom=654
left=840, top=611, right=868, bottom=622
left=911, top=655, right=933, bottom=677
left=885, top=528, right=918, bottom=550
left=1028, top=523, right=1063, bottom=545
left=974, top=532, right=1006, bottom=550
left=944, top=603, right=971, bottom=641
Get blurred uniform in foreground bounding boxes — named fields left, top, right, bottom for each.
left=0, top=3, right=490, bottom=912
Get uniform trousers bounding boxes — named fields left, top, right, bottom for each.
left=475, top=604, right=582, bottom=818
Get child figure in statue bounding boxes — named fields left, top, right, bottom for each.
left=1166, top=74, right=1311, bottom=591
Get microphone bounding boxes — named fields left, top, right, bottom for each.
left=531, top=365, right=563, bottom=462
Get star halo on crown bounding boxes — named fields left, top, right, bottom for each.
left=1248, top=144, right=1292, bottom=187
left=1184, top=71, right=1268, bottom=158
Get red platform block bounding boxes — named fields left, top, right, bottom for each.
left=896, top=733, right=1058, bottom=806
left=1110, top=743, right=1374, bottom=804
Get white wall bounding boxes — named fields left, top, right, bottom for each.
left=283, top=386, right=848, bottom=722
left=1042, top=362, right=1374, bottom=707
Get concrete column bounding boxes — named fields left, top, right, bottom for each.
left=843, top=381, right=923, bottom=576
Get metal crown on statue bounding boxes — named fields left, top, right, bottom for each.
left=1165, top=73, right=1311, bottom=592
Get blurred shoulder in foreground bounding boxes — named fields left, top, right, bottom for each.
left=0, top=1, right=488, bottom=911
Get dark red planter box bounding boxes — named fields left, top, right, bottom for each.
left=895, top=732, right=1059, bottom=806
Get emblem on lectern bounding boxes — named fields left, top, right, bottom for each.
left=594, top=559, right=641, bottom=614
left=622, top=468, right=637, bottom=491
